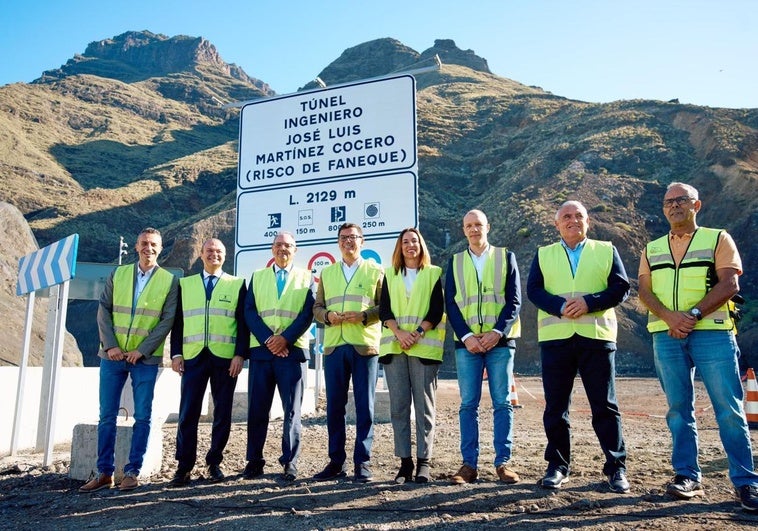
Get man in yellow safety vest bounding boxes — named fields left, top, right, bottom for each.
left=638, top=182, right=757, bottom=511
left=167, top=238, right=248, bottom=487
left=80, top=227, right=179, bottom=493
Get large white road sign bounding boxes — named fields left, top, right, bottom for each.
left=235, top=74, right=418, bottom=277
left=236, top=172, right=417, bottom=248
left=238, top=75, right=416, bottom=190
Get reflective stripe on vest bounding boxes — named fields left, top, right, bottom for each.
left=179, top=274, right=244, bottom=360
left=379, top=266, right=445, bottom=360
left=112, top=264, right=174, bottom=356
left=646, top=227, right=733, bottom=332
left=322, top=261, right=383, bottom=350
left=536, top=240, right=618, bottom=342
left=451, top=247, right=521, bottom=339
left=250, top=267, right=312, bottom=350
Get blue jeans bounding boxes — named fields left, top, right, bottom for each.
left=653, top=330, right=758, bottom=487
left=97, top=358, right=158, bottom=476
left=455, top=346, right=514, bottom=468
left=324, top=345, right=378, bottom=466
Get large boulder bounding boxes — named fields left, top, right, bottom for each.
left=0, top=202, right=82, bottom=366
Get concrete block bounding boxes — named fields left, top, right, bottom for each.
left=69, top=420, right=163, bottom=482
left=347, top=388, right=391, bottom=423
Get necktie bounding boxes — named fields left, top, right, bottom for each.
left=276, top=269, right=286, bottom=298
left=205, top=275, right=216, bottom=300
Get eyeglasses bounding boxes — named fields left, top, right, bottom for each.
left=274, top=242, right=295, bottom=249
left=339, top=235, right=362, bottom=242
left=663, top=195, right=694, bottom=207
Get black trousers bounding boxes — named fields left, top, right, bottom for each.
left=540, top=334, right=626, bottom=475
left=175, top=348, right=238, bottom=470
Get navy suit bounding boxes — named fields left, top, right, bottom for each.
left=245, top=268, right=314, bottom=470
left=170, top=277, right=249, bottom=472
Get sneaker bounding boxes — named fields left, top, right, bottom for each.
left=354, top=462, right=373, bottom=483
left=666, top=475, right=704, bottom=499
left=118, top=472, right=140, bottom=491
left=313, top=462, right=347, bottom=481
left=607, top=470, right=630, bottom=493
left=496, top=464, right=520, bottom=484
left=540, top=468, right=569, bottom=489
left=395, top=457, right=414, bottom=484
left=451, top=464, right=478, bottom=484
left=735, top=485, right=758, bottom=512
left=79, top=473, right=113, bottom=493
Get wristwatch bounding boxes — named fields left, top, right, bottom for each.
left=689, top=308, right=703, bottom=321
left=415, top=326, right=425, bottom=336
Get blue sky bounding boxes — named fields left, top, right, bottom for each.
left=2, top=0, right=756, bottom=109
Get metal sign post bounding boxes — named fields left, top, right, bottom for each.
left=10, top=291, right=35, bottom=456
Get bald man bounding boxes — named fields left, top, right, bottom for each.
left=167, top=239, right=249, bottom=487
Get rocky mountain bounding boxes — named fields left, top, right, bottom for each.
left=0, top=202, right=82, bottom=366
left=1, top=31, right=756, bottom=372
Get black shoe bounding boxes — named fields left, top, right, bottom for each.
left=243, top=461, right=264, bottom=480
left=395, top=457, right=414, bottom=484
left=313, top=462, right=347, bottom=481
left=167, top=469, right=191, bottom=488
left=666, top=475, right=704, bottom=499
left=540, top=468, right=569, bottom=489
left=354, top=462, right=373, bottom=483
left=282, top=463, right=297, bottom=481
left=735, top=485, right=758, bottom=512
left=415, top=458, right=431, bottom=484
left=207, top=464, right=225, bottom=483
left=607, top=470, right=630, bottom=493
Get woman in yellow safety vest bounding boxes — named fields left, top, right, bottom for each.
left=379, top=228, right=445, bottom=484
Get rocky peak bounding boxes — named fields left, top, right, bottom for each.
left=301, top=37, right=421, bottom=89
left=301, top=37, right=491, bottom=90
left=34, top=30, right=265, bottom=88
left=419, top=39, right=491, bottom=73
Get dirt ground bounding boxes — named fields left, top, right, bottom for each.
left=2, top=376, right=758, bottom=530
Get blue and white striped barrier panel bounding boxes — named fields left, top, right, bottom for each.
left=16, top=234, right=79, bottom=296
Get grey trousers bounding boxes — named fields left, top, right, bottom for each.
left=382, top=354, right=440, bottom=459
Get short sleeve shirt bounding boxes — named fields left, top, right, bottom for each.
left=638, top=230, right=742, bottom=277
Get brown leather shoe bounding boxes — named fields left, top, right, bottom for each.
left=79, top=473, right=113, bottom=493
left=451, top=464, right=478, bottom=484
left=118, top=473, right=140, bottom=491
left=496, top=464, right=520, bottom=484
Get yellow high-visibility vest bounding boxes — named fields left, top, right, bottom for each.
left=536, top=240, right=617, bottom=342
left=250, top=267, right=312, bottom=350
left=111, top=264, right=175, bottom=356
left=179, top=274, right=244, bottom=359
left=451, top=246, right=521, bottom=340
left=379, top=266, right=445, bottom=360
left=321, top=261, right=383, bottom=350
left=646, top=228, right=733, bottom=332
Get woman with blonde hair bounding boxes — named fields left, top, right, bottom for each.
left=379, top=228, right=445, bottom=483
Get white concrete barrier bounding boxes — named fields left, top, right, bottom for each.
left=1, top=366, right=319, bottom=457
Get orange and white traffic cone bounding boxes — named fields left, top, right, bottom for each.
left=745, top=368, right=758, bottom=429
left=509, top=380, right=523, bottom=409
